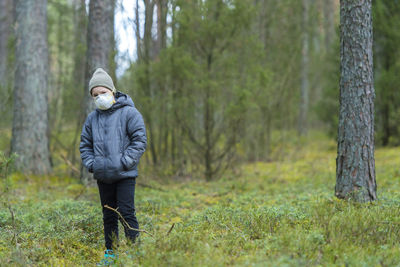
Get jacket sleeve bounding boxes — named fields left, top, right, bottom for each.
left=121, top=108, right=147, bottom=170
left=79, top=114, right=95, bottom=173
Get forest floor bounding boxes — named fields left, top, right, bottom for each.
left=1, top=133, right=400, bottom=266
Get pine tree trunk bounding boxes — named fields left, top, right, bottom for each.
left=12, top=0, right=52, bottom=175
left=335, top=0, right=376, bottom=202
left=0, top=0, right=13, bottom=87
left=143, top=0, right=158, bottom=165
left=323, top=0, right=335, bottom=52
left=156, top=0, right=167, bottom=54
left=298, top=0, right=309, bottom=136
left=156, top=0, right=168, bottom=160
left=81, top=0, right=115, bottom=185
left=73, top=0, right=87, bottom=94
left=135, top=0, right=142, bottom=61
left=70, top=0, right=87, bottom=174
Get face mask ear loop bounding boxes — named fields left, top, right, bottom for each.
left=109, top=92, right=116, bottom=104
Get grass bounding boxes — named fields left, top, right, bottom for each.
left=1, top=133, right=400, bottom=266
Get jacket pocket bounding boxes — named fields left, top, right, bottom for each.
left=121, top=155, right=129, bottom=171
left=121, top=154, right=137, bottom=171
left=92, top=156, right=103, bottom=176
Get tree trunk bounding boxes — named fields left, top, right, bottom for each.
left=298, top=0, right=309, bottom=136
left=0, top=0, right=14, bottom=126
left=70, top=0, right=87, bottom=174
left=84, top=0, right=115, bottom=116
left=156, top=0, right=168, bottom=54
left=135, top=0, right=142, bottom=61
left=204, top=53, right=213, bottom=181
left=143, top=0, right=158, bottom=165
left=335, top=0, right=376, bottom=202
left=156, top=0, right=169, bottom=160
left=0, top=0, right=13, bottom=87
left=143, top=0, right=155, bottom=63
left=81, top=0, right=115, bottom=185
left=323, top=0, right=335, bottom=52
left=11, top=0, right=52, bottom=174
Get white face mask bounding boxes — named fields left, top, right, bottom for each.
left=94, top=92, right=115, bottom=110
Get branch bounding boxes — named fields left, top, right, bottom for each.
left=104, top=205, right=154, bottom=237
left=166, top=223, right=175, bottom=235
left=8, top=205, right=18, bottom=248
left=174, top=109, right=204, bottom=152
left=59, top=153, right=80, bottom=175
left=137, top=182, right=166, bottom=192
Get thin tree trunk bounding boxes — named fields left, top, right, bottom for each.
left=323, top=0, right=335, bottom=52
left=70, top=0, right=87, bottom=175
left=52, top=12, right=65, bottom=137
left=298, top=0, right=309, bottom=136
left=81, top=0, right=115, bottom=185
left=170, top=3, right=180, bottom=172
left=204, top=51, right=214, bottom=181
left=335, top=0, right=376, bottom=202
left=144, top=0, right=156, bottom=62
left=135, top=0, right=142, bottom=61
left=12, top=0, right=52, bottom=174
left=156, top=0, right=167, bottom=54
left=156, top=0, right=169, bottom=160
left=381, top=102, right=390, bottom=146
left=143, top=0, right=158, bottom=165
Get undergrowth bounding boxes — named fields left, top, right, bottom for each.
left=1, top=134, right=400, bottom=266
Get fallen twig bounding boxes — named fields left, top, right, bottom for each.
left=104, top=205, right=154, bottom=237
left=210, top=191, right=230, bottom=198
left=378, top=221, right=400, bottom=225
left=73, top=187, right=86, bottom=200
left=166, top=223, right=175, bottom=235
left=137, top=182, right=166, bottom=192
left=59, top=153, right=80, bottom=174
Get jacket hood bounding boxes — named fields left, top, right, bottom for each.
left=97, top=91, right=135, bottom=112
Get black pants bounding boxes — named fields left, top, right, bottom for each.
left=97, top=178, right=139, bottom=250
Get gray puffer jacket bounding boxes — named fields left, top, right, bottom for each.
left=79, top=92, right=147, bottom=184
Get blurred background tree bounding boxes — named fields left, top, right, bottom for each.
left=373, top=0, right=400, bottom=146
left=11, top=0, right=52, bottom=174
left=0, top=0, right=399, bottom=181
left=0, top=0, right=14, bottom=129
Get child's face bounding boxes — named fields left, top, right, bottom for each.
left=91, top=86, right=113, bottom=98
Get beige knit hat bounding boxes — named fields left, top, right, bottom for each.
left=89, top=68, right=116, bottom=95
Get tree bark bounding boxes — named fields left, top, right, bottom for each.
left=156, top=0, right=168, bottom=160
left=84, top=0, right=115, bottom=116
left=335, top=0, right=376, bottom=202
left=142, top=0, right=158, bottom=165
left=81, top=0, right=115, bottom=185
left=135, top=0, right=142, bottom=61
left=11, top=0, right=52, bottom=174
left=323, top=0, right=335, bottom=52
left=70, top=0, right=87, bottom=174
left=0, top=0, right=13, bottom=87
left=156, top=0, right=168, bottom=54
left=298, top=0, right=309, bottom=136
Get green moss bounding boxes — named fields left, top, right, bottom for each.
left=0, top=134, right=399, bottom=265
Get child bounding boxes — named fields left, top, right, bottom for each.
left=79, top=68, right=147, bottom=264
